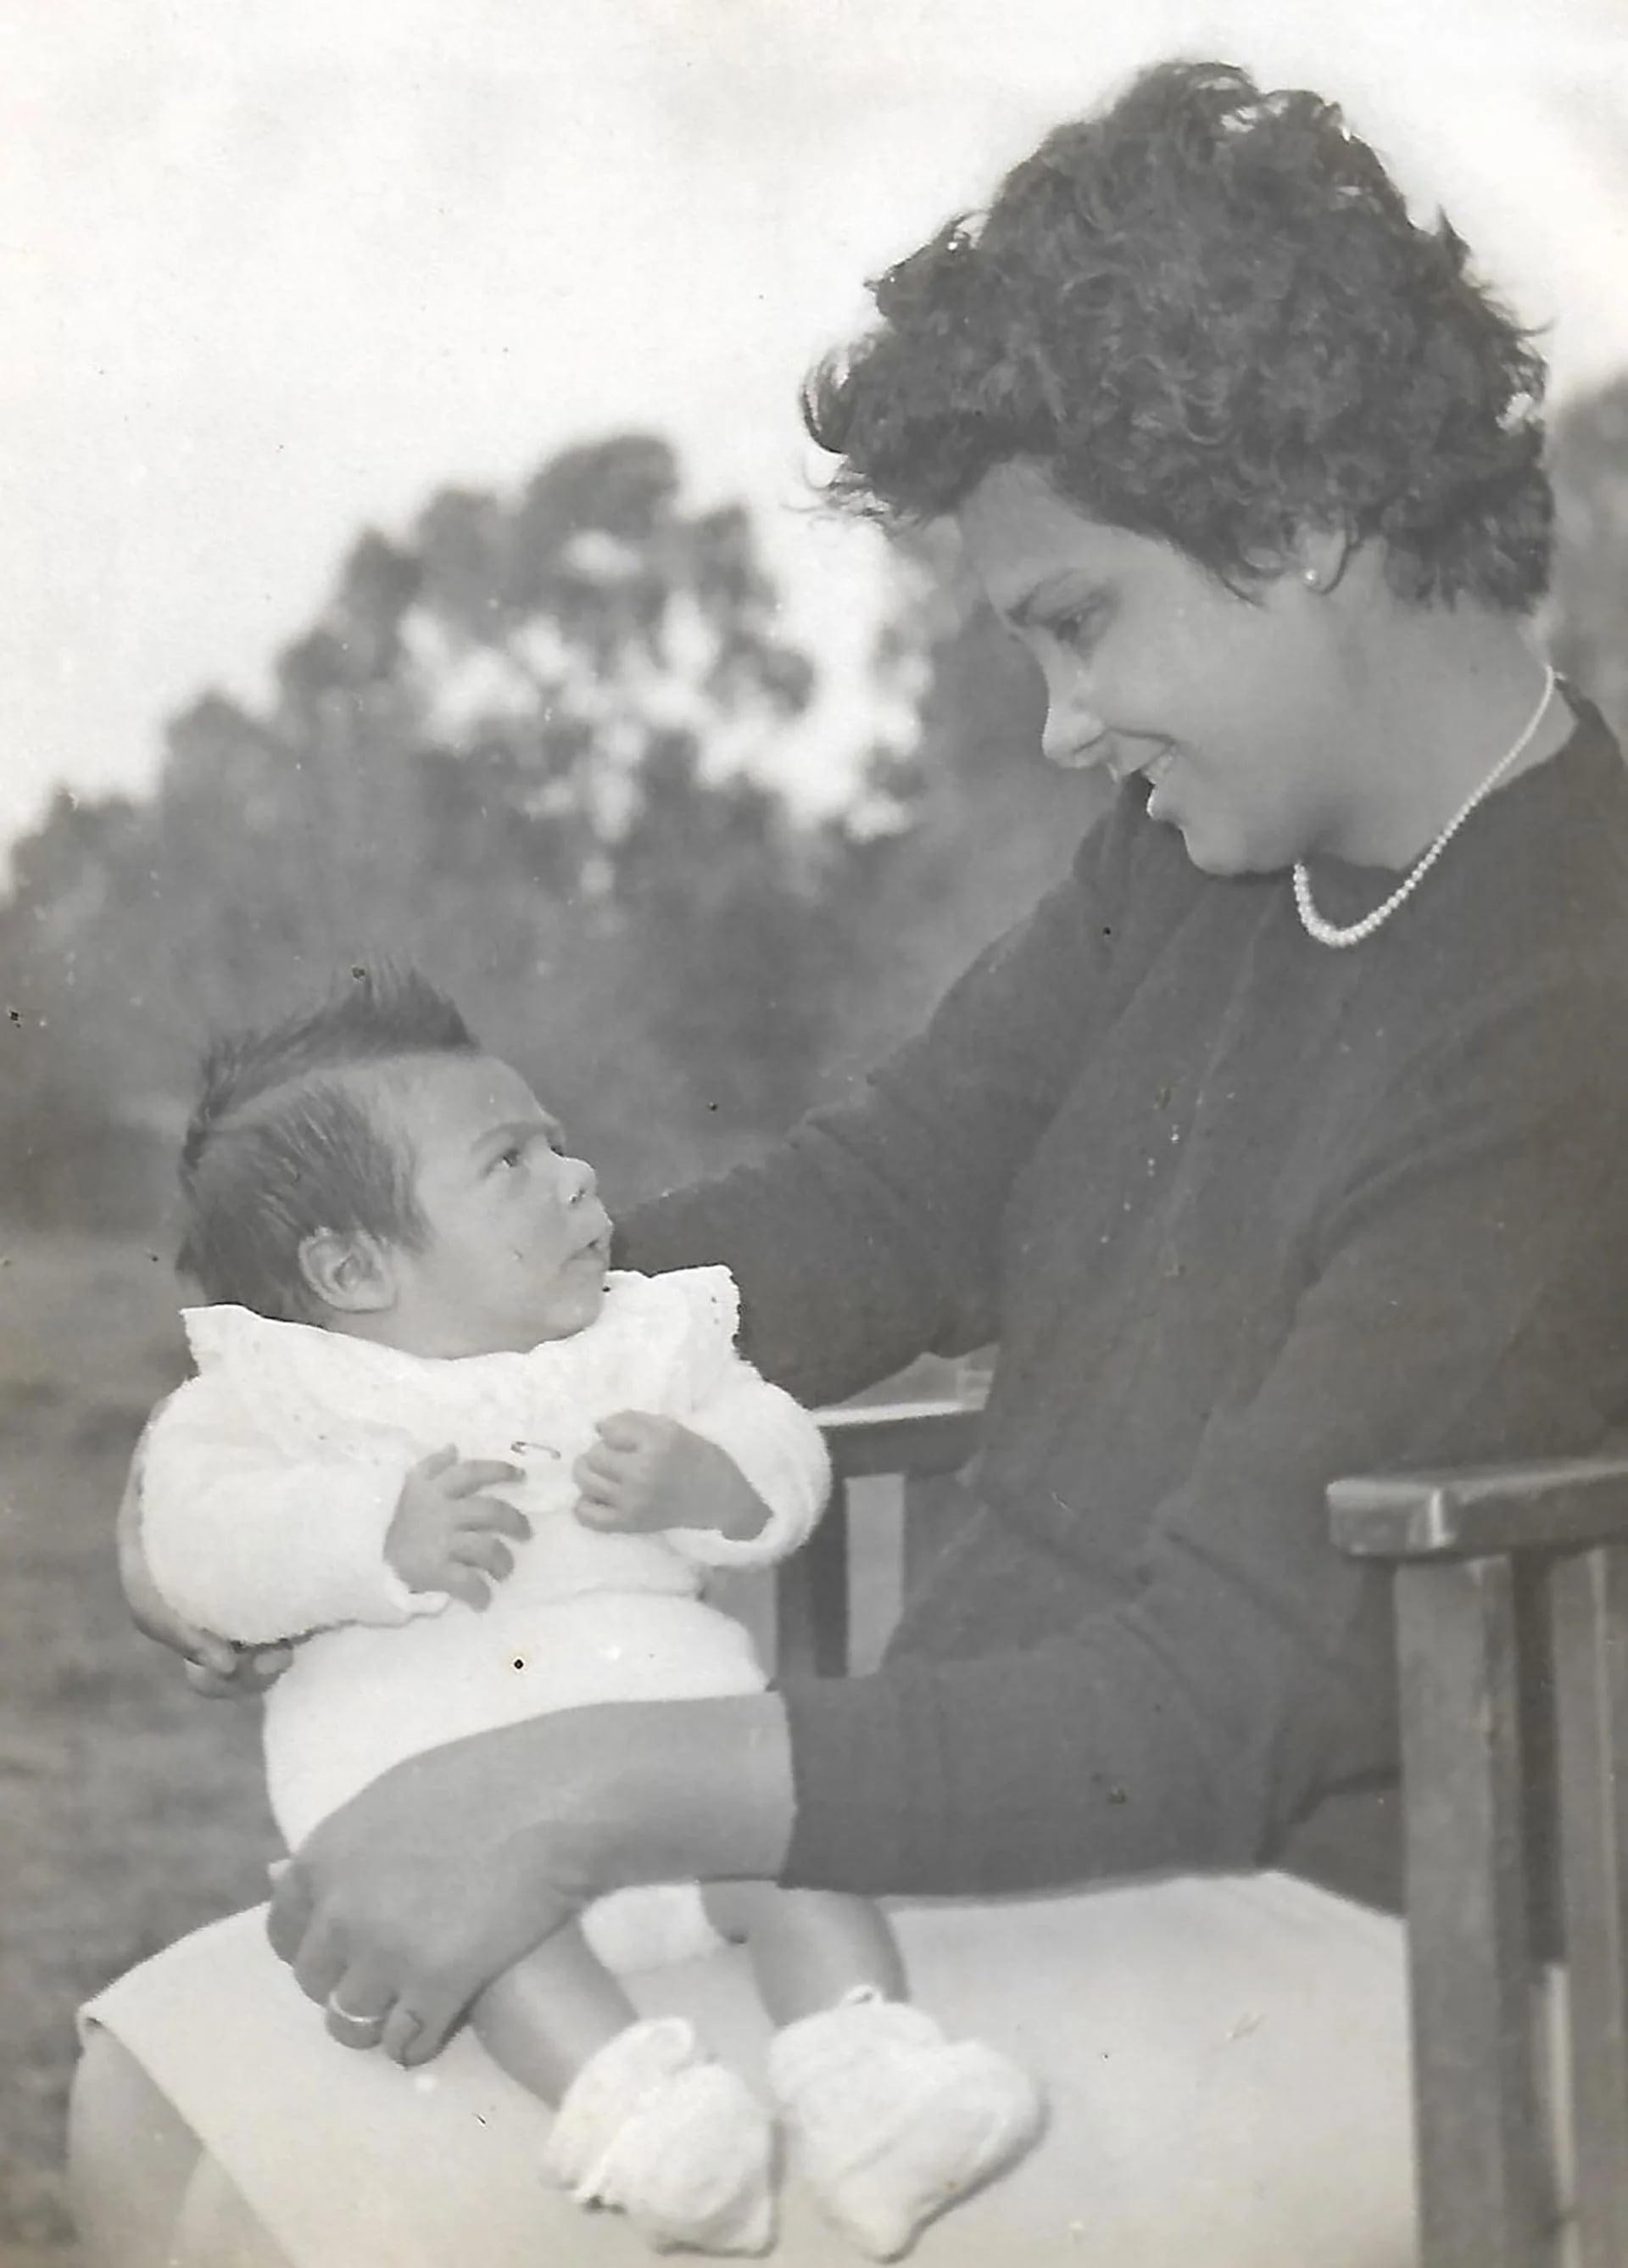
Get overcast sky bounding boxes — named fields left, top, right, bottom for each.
left=4, top=0, right=1627, bottom=858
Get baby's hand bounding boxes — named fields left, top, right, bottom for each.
left=573, top=1413, right=770, bottom=1541
left=385, top=1449, right=530, bottom=1612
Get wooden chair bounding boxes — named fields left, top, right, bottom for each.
left=789, top=1403, right=1628, bottom=2268
left=1334, top=1456, right=1628, bottom=2268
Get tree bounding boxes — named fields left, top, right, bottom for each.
left=0, top=436, right=869, bottom=1226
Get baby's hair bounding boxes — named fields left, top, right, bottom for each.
left=176, top=966, right=482, bottom=1321
left=804, top=59, right=1552, bottom=610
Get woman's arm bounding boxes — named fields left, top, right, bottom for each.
left=618, top=811, right=1138, bottom=1405
left=776, top=998, right=1628, bottom=1897
left=267, top=1692, right=797, bottom=2062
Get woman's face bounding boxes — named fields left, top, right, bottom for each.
left=957, top=462, right=1355, bottom=875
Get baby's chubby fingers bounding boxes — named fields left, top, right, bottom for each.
left=438, top=1564, right=496, bottom=1613
left=571, top=1440, right=629, bottom=1498
left=451, top=1493, right=530, bottom=1543
left=438, top=1458, right=523, bottom=1500
left=447, top=1532, right=516, bottom=1584
left=594, top=1410, right=670, bottom=1455
left=571, top=1445, right=649, bottom=1531
left=572, top=1411, right=673, bottom=1494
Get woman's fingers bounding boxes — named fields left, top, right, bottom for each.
left=322, top=1958, right=399, bottom=2051
left=290, top=1913, right=351, bottom=2008
left=178, top=1628, right=245, bottom=1677
left=379, top=2002, right=426, bottom=2065
left=265, top=1862, right=315, bottom=1964
left=392, top=1986, right=463, bottom=2065
left=183, top=1640, right=295, bottom=1698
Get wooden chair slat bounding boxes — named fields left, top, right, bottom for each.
left=1331, top=1457, right=1628, bottom=1561
left=1396, top=1555, right=1547, bottom=2268
left=774, top=1471, right=852, bottom=1680
left=774, top=1401, right=983, bottom=1681
left=1547, top=1544, right=1628, bottom=2268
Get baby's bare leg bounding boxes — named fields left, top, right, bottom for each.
left=702, top=1881, right=905, bottom=2022
left=471, top=1919, right=639, bottom=2103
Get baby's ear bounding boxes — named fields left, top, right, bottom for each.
left=298, top=1229, right=396, bottom=1316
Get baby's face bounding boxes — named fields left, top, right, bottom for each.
left=372, top=1053, right=612, bottom=1357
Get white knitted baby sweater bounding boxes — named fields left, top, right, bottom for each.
left=141, top=1268, right=829, bottom=1942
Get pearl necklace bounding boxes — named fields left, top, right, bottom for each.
left=1292, top=664, right=1558, bottom=950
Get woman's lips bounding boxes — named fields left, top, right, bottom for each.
left=1103, top=740, right=1177, bottom=789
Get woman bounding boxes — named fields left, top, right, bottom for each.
left=74, top=59, right=1628, bottom=2267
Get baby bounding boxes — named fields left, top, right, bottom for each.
left=136, top=969, right=1041, bottom=2260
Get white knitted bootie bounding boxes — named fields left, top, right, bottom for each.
left=767, top=1989, right=1044, bottom=2260
left=543, top=2016, right=776, bottom=2256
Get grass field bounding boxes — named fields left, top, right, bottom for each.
left=0, top=1233, right=280, bottom=2259
left=0, top=1231, right=921, bottom=2261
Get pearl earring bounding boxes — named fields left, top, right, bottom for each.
left=1302, top=566, right=1320, bottom=588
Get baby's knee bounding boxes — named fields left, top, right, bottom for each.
left=704, top=1881, right=887, bottom=1939
left=704, top=1884, right=906, bottom=2008
left=700, top=1878, right=790, bottom=1943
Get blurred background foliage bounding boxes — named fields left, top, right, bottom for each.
left=0, top=428, right=1091, bottom=1238
left=3, top=379, right=1628, bottom=1244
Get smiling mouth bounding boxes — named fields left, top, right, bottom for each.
left=1112, top=746, right=1177, bottom=790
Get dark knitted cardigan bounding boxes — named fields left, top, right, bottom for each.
left=621, top=698, right=1628, bottom=1913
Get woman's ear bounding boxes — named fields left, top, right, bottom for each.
left=1291, top=526, right=1352, bottom=597
left=298, top=1230, right=397, bottom=1316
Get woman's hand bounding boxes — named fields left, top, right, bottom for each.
left=118, top=1412, right=295, bottom=1696
left=266, top=1694, right=797, bottom=2064
left=266, top=1723, right=595, bottom=2064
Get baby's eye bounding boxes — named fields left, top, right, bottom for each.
left=495, top=1142, right=527, bottom=1170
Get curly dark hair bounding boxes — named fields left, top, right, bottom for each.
left=804, top=59, right=1552, bottom=608
left=176, top=965, right=482, bottom=1321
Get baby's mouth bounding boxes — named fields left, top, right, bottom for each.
left=575, top=1219, right=613, bottom=1265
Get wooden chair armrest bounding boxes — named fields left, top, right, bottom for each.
left=817, top=1398, right=986, bottom=1481
left=1330, top=1453, right=1628, bottom=1561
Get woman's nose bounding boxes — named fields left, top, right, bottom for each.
left=1040, top=698, right=1110, bottom=770
left=1035, top=651, right=1109, bottom=769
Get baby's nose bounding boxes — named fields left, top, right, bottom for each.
left=562, top=1155, right=598, bottom=1204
